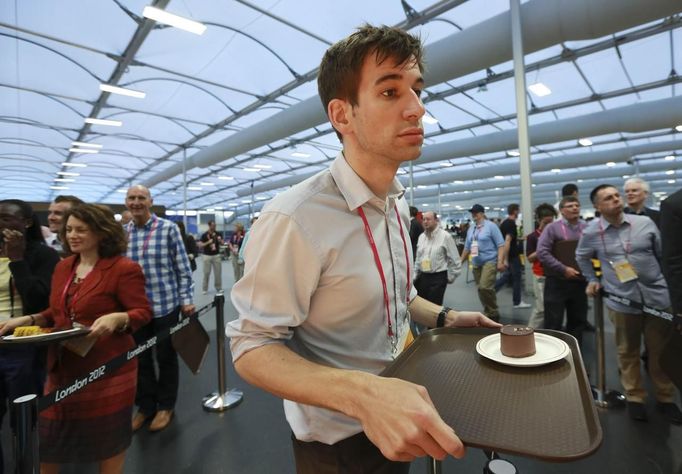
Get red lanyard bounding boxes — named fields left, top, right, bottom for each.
left=598, top=217, right=633, bottom=258
left=60, top=262, right=87, bottom=323
left=559, top=219, right=582, bottom=240
left=357, top=204, right=410, bottom=343
left=127, top=216, right=158, bottom=258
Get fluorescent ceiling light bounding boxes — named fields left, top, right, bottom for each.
left=665, top=155, right=675, bottom=161
left=241, top=200, right=252, bottom=204
left=494, top=175, right=504, bottom=179
left=71, top=141, right=102, bottom=149
left=528, top=82, right=552, bottom=97
left=50, top=186, right=69, bottom=190
left=577, top=179, right=584, bottom=183
left=187, top=186, right=202, bottom=191
left=54, top=178, right=75, bottom=182
left=291, top=152, right=311, bottom=158
left=676, top=125, right=682, bottom=132
left=214, top=206, right=224, bottom=210
left=142, top=6, right=207, bottom=35
left=439, top=162, right=453, bottom=167
left=69, top=148, right=99, bottom=154
left=243, top=168, right=260, bottom=172
left=218, top=176, right=233, bottom=180
left=422, top=114, right=439, bottom=125
left=506, top=150, right=520, bottom=157
left=228, top=203, right=238, bottom=207
left=423, top=204, right=430, bottom=207
left=668, top=179, right=676, bottom=184
left=551, top=168, right=561, bottom=173
left=665, top=170, right=675, bottom=175
left=84, top=117, right=122, bottom=127
left=484, top=206, right=490, bottom=210
left=454, top=180, right=464, bottom=184
left=57, top=171, right=80, bottom=176
left=253, top=164, right=271, bottom=169
left=531, top=183, right=537, bottom=187
left=442, top=203, right=450, bottom=207
left=606, top=162, right=616, bottom=167
left=205, top=208, right=215, bottom=212
left=199, top=182, right=215, bottom=186
left=256, top=196, right=269, bottom=200
left=622, top=175, right=630, bottom=179
left=578, top=138, right=593, bottom=147
left=396, top=169, right=407, bottom=175
left=417, top=185, right=427, bottom=189
left=62, top=162, right=87, bottom=168
left=99, top=83, right=146, bottom=99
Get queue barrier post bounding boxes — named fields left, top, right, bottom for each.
left=591, top=293, right=625, bottom=408
left=202, top=291, right=243, bottom=412
left=10, top=394, right=39, bottom=474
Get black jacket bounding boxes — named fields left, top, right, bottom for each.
left=8, top=241, right=60, bottom=315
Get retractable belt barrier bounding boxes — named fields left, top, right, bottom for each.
left=37, top=300, right=216, bottom=412
left=600, top=290, right=681, bottom=324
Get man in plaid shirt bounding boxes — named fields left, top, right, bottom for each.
left=125, top=185, right=195, bottom=432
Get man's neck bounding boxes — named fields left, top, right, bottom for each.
left=603, top=211, right=624, bottom=227
left=133, top=212, right=152, bottom=227
left=343, top=149, right=399, bottom=199
left=628, top=202, right=645, bottom=213
left=475, top=217, right=485, bottom=225
left=564, top=217, right=579, bottom=226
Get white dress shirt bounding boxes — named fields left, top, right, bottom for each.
left=227, top=153, right=417, bottom=445
left=415, top=227, right=462, bottom=283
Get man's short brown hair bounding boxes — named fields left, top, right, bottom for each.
left=317, top=24, right=424, bottom=140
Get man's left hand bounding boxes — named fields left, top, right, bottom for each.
left=446, top=310, right=501, bottom=328
left=181, top=304, right=195, bottom=316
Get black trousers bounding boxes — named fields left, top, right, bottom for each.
left=291, top=432, right=411, bottom=474
left=543, top=276, right=588, bottom=345
left=134, top=308, right=180, bottom=415
left=414, top=271, right=448, bottom=306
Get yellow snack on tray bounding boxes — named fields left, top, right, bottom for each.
left=13, top=326, right=49, bottom=337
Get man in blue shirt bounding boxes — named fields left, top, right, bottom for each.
left=576, top=184, right=681, bottom=424
left=125, top=185, right=195, bottom=432
left=461, top=204, right=506, bottom=321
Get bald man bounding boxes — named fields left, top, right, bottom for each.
left=125, top=185, right=194, bottom=433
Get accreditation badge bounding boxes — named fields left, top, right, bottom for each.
left=421, top=258, right=432, bottom=272
left=612, top=260, right=638, bottom=283
left=470, top=240, right=479, bottom=257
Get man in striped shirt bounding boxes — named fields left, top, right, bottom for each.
left=125, top=185, right=195, bottom=432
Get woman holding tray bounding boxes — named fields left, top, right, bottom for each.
left=0, top=204, right=151, bottom=474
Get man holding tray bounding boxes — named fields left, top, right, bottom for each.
left=227, top=25, right=499, bottom=473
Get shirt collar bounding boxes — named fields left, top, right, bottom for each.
left=131, top=214, right=156, bottom=230
left=330, top=152, right=405, bottom=212
left=599, top=214, right=628, bottom=230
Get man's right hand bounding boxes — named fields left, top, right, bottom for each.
left=351, top=376, right=465, bottom=462
left=586, top=281, right=601, bottom=296
left=564, top=267, right=581, bottom=279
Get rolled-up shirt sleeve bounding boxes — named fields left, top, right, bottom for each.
left=227, top=211, right=322, bottom=363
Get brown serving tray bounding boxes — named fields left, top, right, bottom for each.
left=381, top=328, right=602, bottom=462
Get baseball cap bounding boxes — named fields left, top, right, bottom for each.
left=469, top=204, right=485, bottom=213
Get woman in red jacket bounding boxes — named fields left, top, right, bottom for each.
left=0, top=204, right=152, bottom=473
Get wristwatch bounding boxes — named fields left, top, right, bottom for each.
left=437, top=306, right=451, bottom=328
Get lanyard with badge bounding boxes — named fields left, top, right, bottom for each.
left=357, top=204, right=411, bottom=356
left=598, top=217, right=637, bottom=283
left=470, top=223, right=483, bottom=257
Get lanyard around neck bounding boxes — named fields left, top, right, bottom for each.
left=357, top=204, right=411, bottom=343
left=598, top=217, right=633, bottom=260
left=128, top=216, right=158, bottom=258
left=560, top=219, right=582, bottom=240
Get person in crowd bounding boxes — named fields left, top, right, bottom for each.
left=199, top=220, right=223, bottom=294
left=176, top=221, right=198, bottom=273
left=414, top=211, right=461, bottom=307
left=227, top=25, right=499, bottom=473
left=120, top=210, right=133, bottom=226
left=460, top=204, right=506, bottom=322
left=237, top=216, right=258, bottom=265
left=125, top=185, right=194, bottom=433
left=409, top=205, right=423, bottom=259
left=661, top=188, right=682, bottom=334
left=0, top=199, right=59, bottom=474
left=623, top=177, right=660, bottom=228
left=536, top=196, right=588, bottom=346
left=46, top=195, right=84, bottom=254
left=0, top=204, right=152, bottom=473
left=494, top=203, right=530, bottom=309
left=525, top=203, right=557, bottom=328
left=576, top=184, right=681, bottom=424
left=228, top=223, right=245, bottom=282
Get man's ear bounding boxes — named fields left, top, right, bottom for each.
left=328, top=99, right=352, bottom=137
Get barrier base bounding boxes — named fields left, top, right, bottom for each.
left=591, top=386, right=626, bottom=409
left=202, top=389, right=243, bottom=412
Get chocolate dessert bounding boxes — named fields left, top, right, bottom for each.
left=500, top=325, right=536, bottom=358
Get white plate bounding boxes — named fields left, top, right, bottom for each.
left=476, top=332, right=570, bottom=367
left=3, top=327, right=85, bottom=341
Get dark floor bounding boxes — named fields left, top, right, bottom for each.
left=3, top=261, right=681, bottom=473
